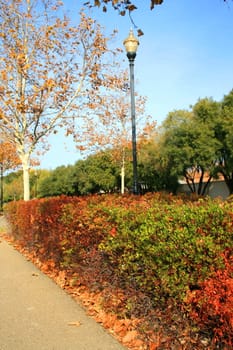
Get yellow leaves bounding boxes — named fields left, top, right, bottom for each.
left=0, top=32, right=6, bottom=39
left=23, top=63, right=31, bottom=70
left=33, top=85, right=41, bottom=93
left=17, top=53, right=26, bottom=66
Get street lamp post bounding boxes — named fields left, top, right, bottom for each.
left=123, top=29, right=139, bottom=194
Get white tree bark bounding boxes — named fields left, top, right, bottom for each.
left=20, top=153, right=30, bottom=201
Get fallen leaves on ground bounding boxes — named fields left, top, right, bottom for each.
left=1, top=232, right=213, bottom=350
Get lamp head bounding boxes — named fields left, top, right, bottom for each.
left=123, top=29, right=139, bottom=59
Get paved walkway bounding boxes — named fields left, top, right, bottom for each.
left=0, top=217, right=126, bottom=350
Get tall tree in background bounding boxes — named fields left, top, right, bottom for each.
left=0, top=0, right=118, bottom=200
left=215, top=90, right=233, bottom=193
left=160, top=104, right=221, bottom=196
left=137, top=134, right=179, bottom=193
left=73, top=70, right=156, bottom=193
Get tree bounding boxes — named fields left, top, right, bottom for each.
left=38, top=166, right=75, bottom=198
left=73, top=70, right=156, bottom=193
left=214, top=90, right=233, bottom=193
left=0, top=0, right=118, bottom=200
left=72, top=151, right=119, bottom=195
left=160, top=103, right=221, bottom=196
left=38, top=151, right=120, bottom=197
left=137, top=137, right=179, bottom=193
left=0, top=140, right=21, bottom=208
left=3, top=170, right=23, bottom=202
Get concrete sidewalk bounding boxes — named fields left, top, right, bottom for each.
left=0, top=219, right=126, bottom=350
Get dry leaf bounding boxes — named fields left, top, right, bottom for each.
left=68, top=321, right=82, bottom=327
left=122, top=330, right=138, bottom=344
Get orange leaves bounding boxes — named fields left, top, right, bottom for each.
left=44, top=78, right=56, bottom=91
left=93, top=309, right=144, bottom=349
left=94, top=0, right=101, bottom=6
left=1, top=70, right=7, bottom=81
left=109, top=227, right=117, bottom=237
left=151, top=0, right=163, bottom=9
left=126, top=4, right=137, bottom=12
left=122, top=330, right=142, bottom=346
left=149, top=342, right=160, bottom=350
left=187, top=252, right=233, bottom=347
left=0, top=141, right=21, bottom=171
left=17, top=53, right=26, bottom=66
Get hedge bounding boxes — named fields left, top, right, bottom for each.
left=4, top=193, right=233, bottom=346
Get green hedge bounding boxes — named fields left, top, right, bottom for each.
left=100, top=197, right=233, bottom=303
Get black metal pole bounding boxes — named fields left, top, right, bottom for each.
left=127, top=52, right=138, bottom=194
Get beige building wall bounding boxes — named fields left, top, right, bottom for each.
left=178, top=181, right=230, bottom=200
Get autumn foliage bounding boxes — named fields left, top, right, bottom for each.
left=3, top=194, right=233, bottom=349
left=186, top=250, right=233, bottom=348
left=0, top=0, right=122, bottom=200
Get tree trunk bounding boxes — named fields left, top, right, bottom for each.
left=20, top=153, right=30, bottom=201
left=0, top=164, right=3, bottom=210
left=225, top=177, right=233, bottom=195
left=121, top=155, right=125, bottom=194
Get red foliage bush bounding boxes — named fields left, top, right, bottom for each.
left=186, top=250, right=233, bottom=348
left=4, top=194, right=131, bottom=268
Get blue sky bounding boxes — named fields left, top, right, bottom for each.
left=40, top=0, right=233, bottom=169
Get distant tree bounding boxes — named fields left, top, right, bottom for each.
left=73, top=151, right=119, bottom=195
left=138, top=137, right=179, bottom=193
left=30, top=169, right=50, bottom=198
left=3, top=170, right=23, bottom=202
left=38, top=166, right=75, bottom=198
left=160, top=103, right=221, bottom=195
left=214, top=90, right=233, bottom=193
left=0, top=141, right=21, bottom=208
left=0, top=0, right=119, bottom=200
